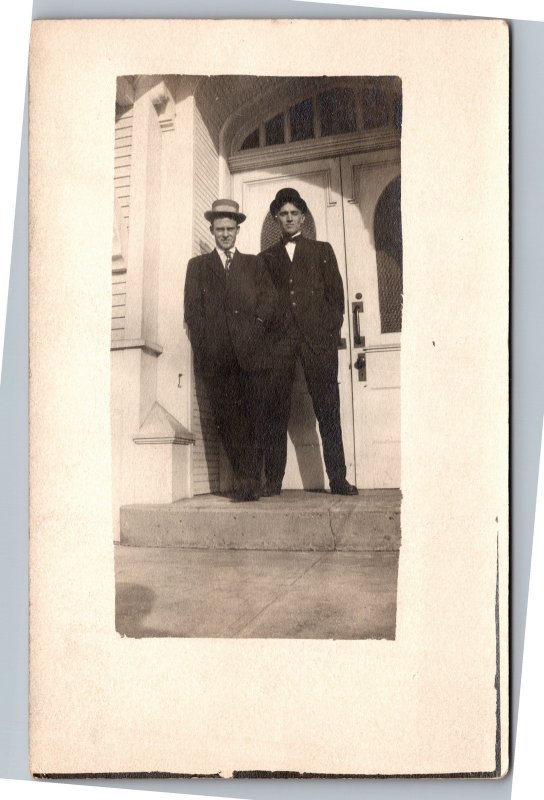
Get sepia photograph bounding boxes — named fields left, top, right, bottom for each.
left=29, top=19, right=508, bottom=776
left=112, top=74, right=403, bottom=639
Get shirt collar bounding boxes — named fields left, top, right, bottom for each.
left=216, top=246, right=237, bottom=262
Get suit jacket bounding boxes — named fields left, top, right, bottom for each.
left=184, top=249, right=276, bottom=373
left=260, top=236, right=345, bottom=362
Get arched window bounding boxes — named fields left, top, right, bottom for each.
left=233, top=78, right=401, bottom=155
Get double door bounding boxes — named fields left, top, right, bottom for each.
left=232, top=149, right=401, bottom=489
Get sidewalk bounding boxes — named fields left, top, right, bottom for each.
left=115, top=545, right=399, bottom=640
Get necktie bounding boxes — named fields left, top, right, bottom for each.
left=224, top=249, right=233, bottom=273
left=283, top=235, right=300, bottom=244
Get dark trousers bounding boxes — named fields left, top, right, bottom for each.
left=263, top=339, right=347, bottom=489
left=199, top=362, right=267, bottom=488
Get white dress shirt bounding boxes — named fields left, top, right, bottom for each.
left=216, top=246, right=237, bottom=269
left=284, top=233, right=301, bottom=262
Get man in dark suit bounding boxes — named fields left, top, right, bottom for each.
left=259, top=188, right=358, bottom=497
left=184, top=199, right=275, bottom=501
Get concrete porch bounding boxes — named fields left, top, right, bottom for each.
left=119, top=489, right=401, bottom=551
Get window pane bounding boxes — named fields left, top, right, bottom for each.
left=374, top=177, right=402, bottom=333
left=318, top=88, right=357, bottom=137
left=265, top=113, right=285, bottom=146
left=362, top=87, right=389, bottom=129
left=240, top=128, right=259, bottom=150
left=289, top=98, right=314, bottom=142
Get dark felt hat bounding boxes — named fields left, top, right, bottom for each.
left=269, top=187, right=308, bottom=217
left=204, top=199, right=246, bottom=224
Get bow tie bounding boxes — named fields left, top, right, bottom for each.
left=283, top=235, right=301, bottom=245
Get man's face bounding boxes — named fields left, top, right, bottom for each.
left=211, top=217, right=239, bottom=251
left=276, top=202, right=305, bottom=236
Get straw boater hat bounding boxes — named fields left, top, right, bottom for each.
left=269, top=187, right=308, bottom=217
left=204, top=199, right=246, bottom=224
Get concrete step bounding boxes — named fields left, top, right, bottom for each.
left=120, top=489, right=401, bottom=552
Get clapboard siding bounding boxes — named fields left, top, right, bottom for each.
left=112, top=106, right=133, bottom=341
left=191, top=101, right=221, bottom=494
left=193, top=109, right=219, bottom=256
left=114, top=107, right=133, bottom=229
left=111, top=274, right=127, bottom=341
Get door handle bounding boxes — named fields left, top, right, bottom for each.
left=352, top=300, right=364, bottom=347
left=353, top=351, right=366, bottom=382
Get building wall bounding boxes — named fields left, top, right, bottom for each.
left=110, top=77, right=197, bottom=539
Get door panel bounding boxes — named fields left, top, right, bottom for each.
left=340, top=150, right=401, bottom=488
left=232, top=159, right=356, bottom=489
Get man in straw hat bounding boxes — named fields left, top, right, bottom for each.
left=259, top=187, right=358, bottom=497
left=184, top=199, right=276, bottom=502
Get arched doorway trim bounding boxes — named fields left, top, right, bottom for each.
left=219, top=76, right=401, bottom=180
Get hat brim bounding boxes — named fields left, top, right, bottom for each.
left=204, top=211, right=246, bottom=224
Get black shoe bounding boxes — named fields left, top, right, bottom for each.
left=329, top=481, right=359, bottom=496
